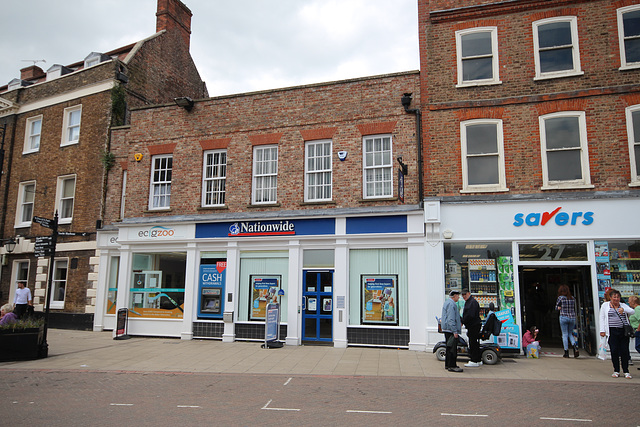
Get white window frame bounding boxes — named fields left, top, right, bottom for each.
left=202, top=149, right=227, bottom=207
left=533, top=16, right=583, bottom=80
left=61, top=105, right=82, bottom=146
left=56, top=175, right=76, bottom=224
left=15, top=181, right=36, bottom=228
left=625, top=104, right=640, bottom=186
left=9, top=260, right=30, bottom=308
left=24, top=115, right=42, bottom=154
left=50, top=258, right=68, bottom=310
left=120, top=170, right=127, bottom=218
left=304, top=139, right=333, bottom=202
left=539, top=111, right=593, bottom=190
left=149, top=154, right=172, bottom=210
left=252, top=145, right=278, bottom=204
left=362, top=134, right=393, bottom=199
left=618, top=5, right=640, bottom=70
left=456, top=27, right=501, bottom=87
left=460, top=119, right=508, bottom=193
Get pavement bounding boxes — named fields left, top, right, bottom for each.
left=0, top=329, right=637, bottom=383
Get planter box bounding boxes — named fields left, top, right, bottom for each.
left=0, top=326, right=45, bottom=362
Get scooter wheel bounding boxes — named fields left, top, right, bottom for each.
left=482, top=349, right=499, bottom=365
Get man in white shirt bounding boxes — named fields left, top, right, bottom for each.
left=13, top=282, right=33, bottom=319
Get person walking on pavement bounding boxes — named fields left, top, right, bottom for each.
left=461, top=289, right=482, bottom=367
left=626, top=295, right=640, bottom=370
left=555, top=284, right=579, bottom=358
left=600, top=289, right=634, bottom=379
left=13, top=282, right=33, bottom=319
left=441, top=290, right=463, bottom=372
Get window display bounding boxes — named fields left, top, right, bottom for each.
left=249, top=275, right=281, bottom=320
left=596, top=240, right=640, bottom=304
left=361, top=274, right=398, bottom=325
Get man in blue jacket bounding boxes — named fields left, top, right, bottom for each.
left=441, top=290, right=463, bottom=372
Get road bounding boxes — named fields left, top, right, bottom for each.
left=2, top=369, right=637, bottom=426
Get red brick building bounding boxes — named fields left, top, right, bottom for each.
left=419, top=0, right=640, bottom=353
left=0, top=0, right=207, bottom=329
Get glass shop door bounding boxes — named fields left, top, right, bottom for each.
left=302, top=270, right=333, bottom=342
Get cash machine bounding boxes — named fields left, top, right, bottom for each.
left=198, top=261, right=226, bottom=319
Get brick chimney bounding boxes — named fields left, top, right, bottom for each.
left=20, top=65, right=44, bottom=81
left=156, top=0, right=192, bottom=50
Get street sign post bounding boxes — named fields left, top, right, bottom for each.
left=33, top=216, right=55, bottom=229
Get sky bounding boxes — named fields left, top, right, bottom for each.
left=0, top=0, right=419, bottom=97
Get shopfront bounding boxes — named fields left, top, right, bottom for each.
left=424, top=196, right=640, bottom=354
left=93, top=209, right=426, bottom=349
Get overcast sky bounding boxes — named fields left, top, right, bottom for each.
left=0, top=0, right=419, bottom=97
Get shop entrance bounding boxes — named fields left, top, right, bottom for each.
left=302, top=270, right=333, bottom=343
left=519, top=266, right=596, bottom=355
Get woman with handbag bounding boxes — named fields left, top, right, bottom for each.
left=599, top=289, right=635, bottom=378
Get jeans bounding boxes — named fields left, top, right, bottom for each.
left=608, top=327, right=630, bottom=374
left=559, top=315, right=577, bottom=350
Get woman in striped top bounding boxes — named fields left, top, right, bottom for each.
left=556, top=284, right=579, bottom=358
left=599, top=289, right=635, bottom=379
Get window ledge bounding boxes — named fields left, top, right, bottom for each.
left=456, top=80, right=502, bottom=88
left=359, top=197, right=397, bottom=202
left=22, top=149, right=40, bottom=156
left=534, top=71, right=584, bottom=81
left=619, top=64, right=640, bottom=71
left=300, top=200, right=336, bottom=206
left=460, top=187, right=509, bottom=194
left=198, top=205, right=228, bottom=211
left=247, top=203, right=281, bottom=208
left=60, top=141, right=79, bottom=148
left=14, top=223, right=32, bottom=229
left=144, top=208, right=171, bottom=213
left=540, top=184, right=594, bottom=190
left=629, top=181, right=640, bottom=188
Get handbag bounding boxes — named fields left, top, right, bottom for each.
left=614, top=308, right=635, bottom=338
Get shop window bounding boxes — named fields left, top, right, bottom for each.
left=533, top=17, right=582, bottom=80
left=444, top=243, right=513, bottom=320
left=24, top=115, right=42, bottom=153
left=16, top=181, right=35, bottom=228
left=626, top=105, right=640, bottom=186
left=202, top=150, right=227, bottom=207
left=618, top=5, right=640, bottom=69
left=11, top=260, right=30, bottom=304
left=50, top=258, right=68, bottom=310
left=539, top=112, right=593, bottom=190
left=305, top=139, right=332, bottom=202
left=128, top=252, right=186, bottom=319
left=149, top=154, right=172, bottom=210
left=456, top=27, right=500, bottom=86
left=460, top=119, right=507, bottom=192
left=61, top=105, right=82, bottom=146
left=238, top=252, right=289, bottom=323
left=595, top=240, right=640, bottom=305
left=56, top=175, right=76, bottom=224
left=252, top=145, right=278, bottom=204
left=363, top=135, right=393, bottom=199
left=106, top=256, right=119, bottom=315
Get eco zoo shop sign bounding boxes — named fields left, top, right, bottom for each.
left=513, top=207, right=594, bottom=227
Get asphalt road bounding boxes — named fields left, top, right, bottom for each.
left=2, top=370, right=638, bottom=426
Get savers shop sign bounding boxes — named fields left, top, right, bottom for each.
left=513, top=207, right=593, bottom=227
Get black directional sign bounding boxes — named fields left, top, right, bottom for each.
left=33, top=216, right=55, bottom=229
left=35, top=236, right=55, bottom=258
left=57, top=231, right=89, bottom=237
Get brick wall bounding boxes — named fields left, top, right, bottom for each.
left=105, top=72, right=420, bottom=224
left=419, top=0, right=640, bottom=197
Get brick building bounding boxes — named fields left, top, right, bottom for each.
left=96, top=71, right=424, bottom=347
left=419, top=0, right=640, bottom=354
left=0, top=0, right=207, bottom=329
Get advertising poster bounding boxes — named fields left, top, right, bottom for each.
left=497, top=256, right=515, bottom=317
left=199, top=261, right=226, bottom=317
left=491, top=309, right=520, bottom=349
left=362, top=275, right=398, bottom=325
left=250, top=275, right=281, bottom=320
left=594, top=241, right=611, bottom=303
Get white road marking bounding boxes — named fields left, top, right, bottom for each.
left=283, top=377, right=292, bottom=386
left=177, top=405, right=201, bottom=408
left=262, top=399, right=300, bottom=411
left=540, top=417, right=592, bottom=422
left=347, top=410, right=393, bottom=414
left=110, top=403, right=134, bottom=406
left=441, top=413, right=488, bottom=418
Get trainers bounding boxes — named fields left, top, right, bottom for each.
left=625, top=373, right=632, bottom=379
left=612, top=372, right=620, bottom=378
left=464, top=361, right=480, bottom=367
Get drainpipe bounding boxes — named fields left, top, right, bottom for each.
left=401, top=93, right=424, bottom=208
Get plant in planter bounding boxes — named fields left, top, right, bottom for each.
left=0, top=317, right=46, bottom=362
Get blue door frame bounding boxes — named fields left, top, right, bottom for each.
left=302, top=270, right=333, bottom=342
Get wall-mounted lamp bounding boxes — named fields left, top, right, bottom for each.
left=4, top=238, right=16, bottom=253
left=174, top=96, right=194, bottom=112
left=397, top=156, right=408, bottom=175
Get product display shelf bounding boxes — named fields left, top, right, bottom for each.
left=468, top=259, right=498, bottom=318
left=610, top=258, right=640, bottom=297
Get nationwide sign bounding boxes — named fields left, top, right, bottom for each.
left=228, top=220, right=295, bottom=237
